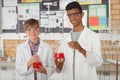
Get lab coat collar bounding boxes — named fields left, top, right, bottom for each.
left=23, top=39, right=45, bottom=48
left=70, top=27, right=87, bottom=41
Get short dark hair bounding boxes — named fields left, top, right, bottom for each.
left=65, top=1, right=82, bottom=13
left=24, top=18, right=39, bottom=29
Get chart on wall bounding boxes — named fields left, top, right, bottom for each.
left=59, top=0, right=76, bottom=10
left=18, top=3, right=39, bottom=20
left=20, top=0, right=42, bottom=2
left=2, top=7, right=17, bottom=30
left=77, top=0, right=102, bottom=5
left=17, top=3, right=40, bottom=32
left=40, top=11, right=63, bottom=28
left=1, top=0, right=109, bottom=33
left=89, top=5, right=107, bottom=30
left=3, top=0, right=18, bottom=6
left=41, top=0, right=59, bottom=10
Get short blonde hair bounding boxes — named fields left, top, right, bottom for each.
left=24, top=18, right=39, bottom=29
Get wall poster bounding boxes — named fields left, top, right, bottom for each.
left=18, top=3, right=39, bottom=20
left=3, top=0, right=17, bottom=6
left=17, top=3, right=39, bottom=32
left=89, top=5, right=107, bottom=30
left=77, top=0, right=102, bottom=5
left=41, top=0, right=59, bottom=10
left=21, top=0, right=42, bottom=2
left=1, top=0, right=109, bottom=33
left=2, top=7, right=17, bottom=30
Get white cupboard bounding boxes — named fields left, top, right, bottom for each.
left=0, top=61, right=15, bottom=80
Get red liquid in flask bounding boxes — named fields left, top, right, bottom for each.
left=54, top=52, right=64, bottom=59
left=33, top=61, right=43, bottom=69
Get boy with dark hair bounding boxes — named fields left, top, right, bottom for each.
left=49, top=1, right=103, bottom=80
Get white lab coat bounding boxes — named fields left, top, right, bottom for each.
left=16, top=39, right=54, bottom=80
left=49, top=27, right=103, bottom=80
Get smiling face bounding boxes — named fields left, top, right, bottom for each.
left=67, top=8, right=84, bottom=28
left=66, top=1, right=84, bottom=32
left=25, top=26, right=40, bottom=42
left=24, top=19, right=40, bottom=42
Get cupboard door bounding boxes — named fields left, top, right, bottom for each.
left=0, top=67, right=15, bottom=80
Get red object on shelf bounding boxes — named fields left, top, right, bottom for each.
left=33, top=61, right=43, bottom=69
left=54, top=52, right=64, bottom=59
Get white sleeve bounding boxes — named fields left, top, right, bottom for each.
left=85, top=34, right=103, bottom=67
left=45, top=45, right=55, bottom=78
left=15, top=45, right=33, bottom=76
